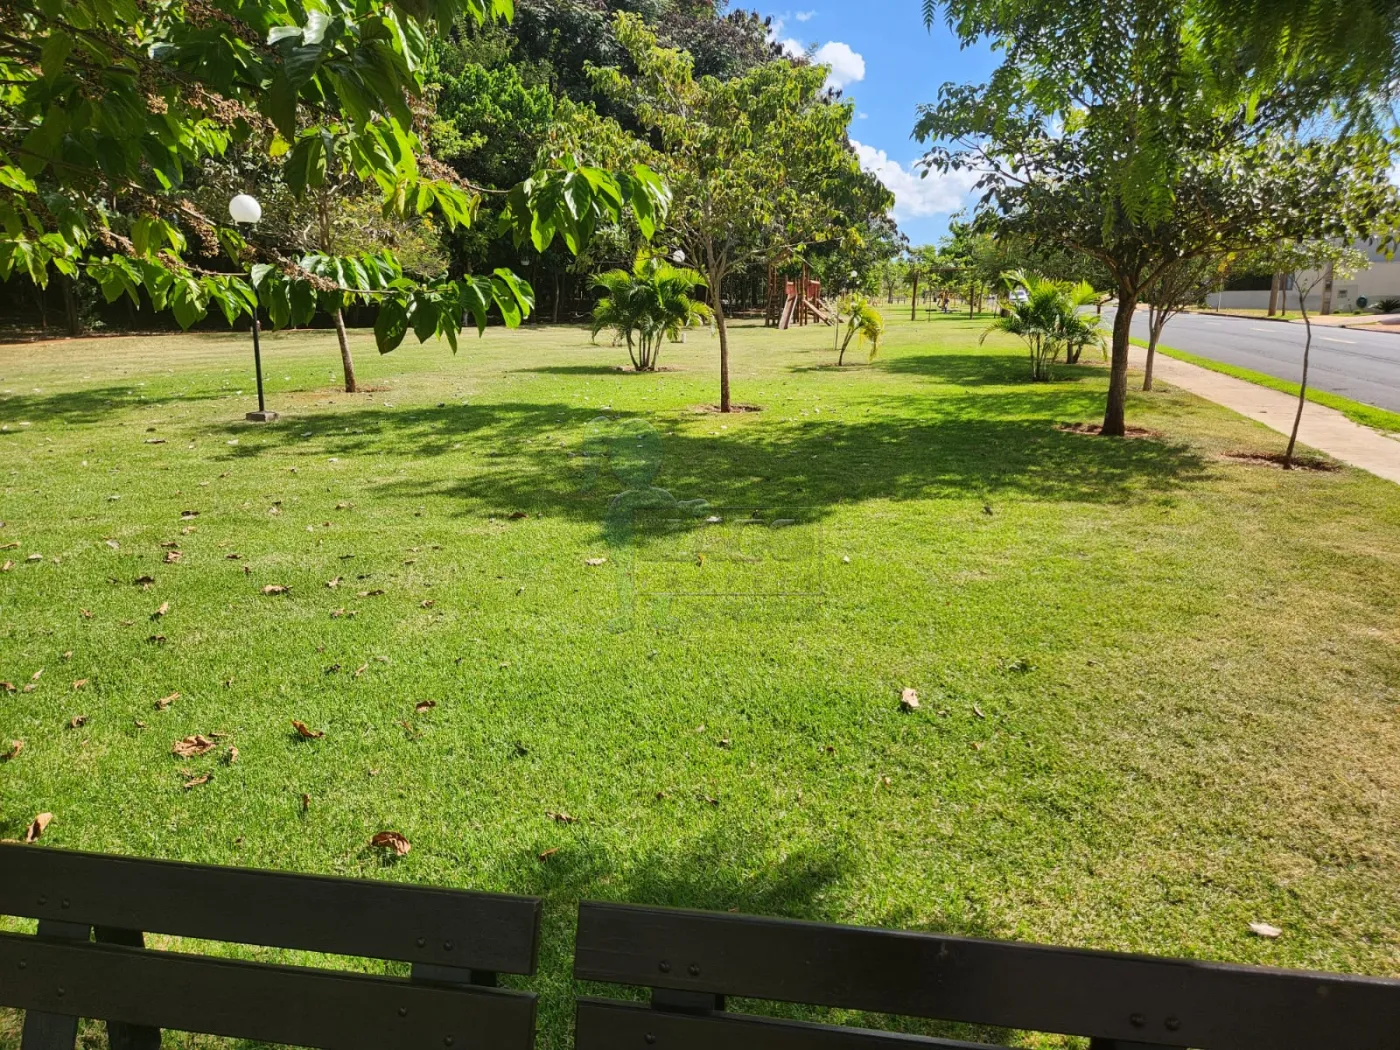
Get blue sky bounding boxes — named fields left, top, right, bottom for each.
left=755, top=1, right=999, bottom=246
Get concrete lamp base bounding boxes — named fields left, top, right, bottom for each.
left=246, top=410, right=280, bottom=423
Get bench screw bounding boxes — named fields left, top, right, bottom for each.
left=17, top=961, right=26, bottom=970
left=417, top=938, right=426, bottom=948
left=61, top=899, right=70, bottom=909
left=444, top=1037, right=454, bottom=1047
left=658, top=960, right=671, bottom=974
left=37, top=896, right=47, bottom=906
left=398, top=1008, right=408, bottom=1018
left=688, top=964, right=700, bottom=977
left=645, top=1035, right=656, bottom=1045
left=1130, top=1013, right=1145, bottom=1028
left=443, top=941, right=453, bottom=951
left=56, top=988, right=65, bottom=998
left=1165, top=1017, right=1181, bottom=1032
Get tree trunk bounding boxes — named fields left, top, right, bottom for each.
left=333, top=308, right=358, bottom=393
left=910, top=271, right=919, bottom=322
left=1143, top=313, right=1166, bottom=392
left=61, top=275, right=81, bottom=337
left=1284, top=299, right=1312, bottom=468
left=1319, top=261, right=1335, bottom=316
left=1102, top=290, right=1138, bottom=436
left=1267, top=272, right=1281, bottom=317
left=714, top=293, right=731, bottom=412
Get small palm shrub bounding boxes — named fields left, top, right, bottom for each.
left=1373, top=296, right=1400, bottom=313
left=591, top=256, right=713, bottom=371
left=982, top=271, right=1104, bottom=381
left=837, top=294, right=886, bottom=365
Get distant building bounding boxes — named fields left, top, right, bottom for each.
left=1205, top=239, right=1400, bottom=313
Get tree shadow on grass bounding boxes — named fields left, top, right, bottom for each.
left=518, top=365, right=639, bottom=376
left=0, top=385, right=227, bottom=427
left=876, top=352, right=1113, bottom=388
left=206, top=385, right=1214, bottom=526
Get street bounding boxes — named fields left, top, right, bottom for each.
left=1106, top=307, right=1400, bottom=413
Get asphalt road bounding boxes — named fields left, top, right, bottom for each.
left=1106, top=308, right=1400, bottom=413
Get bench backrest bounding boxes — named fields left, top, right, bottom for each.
left=572, top=901, right=1400, bottom=1050
left=0, top=844, right=542, bottom=1050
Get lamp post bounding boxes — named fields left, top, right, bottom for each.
left=229, top=194, right=277, bottom=423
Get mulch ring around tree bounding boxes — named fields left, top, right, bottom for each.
left=1218, top=451, right=1341, bottom=472
left=691, top=403, right=763, bottom=413
left=1056, top=422, right=1161, bottom=438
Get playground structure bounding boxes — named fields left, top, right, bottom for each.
left=765, top=262, right=836, bottom=329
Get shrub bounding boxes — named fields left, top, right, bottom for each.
left=591, top=256, right=713, bottom=371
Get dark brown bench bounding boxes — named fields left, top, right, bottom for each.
left=0, top=844, right=541, bottom=1050
left=572, top=901, right=1400, bottom=1050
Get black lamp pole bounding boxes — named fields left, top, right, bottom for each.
left=245, top=301, right=277, bottom=422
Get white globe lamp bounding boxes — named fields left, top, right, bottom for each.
left=229, top=194, right=262, bottom=224
left=671, top=249, right=686, bottom=263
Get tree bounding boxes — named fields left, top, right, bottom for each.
left=590, top=254, right=712, bottom=371
left=1140, top=255, right=1228, bottom=390
left=983, top=271, right=1103, bottom=381
left=917, top=1, right=1398, bottom=435
left=837, top=294, right=885, bottom=365
left=1, top=0, right=668, bottom=353
left=590, top=12, right=890, bottom=411
left=904, top=244, right=940, bottom=320
left=1248, top=241, right=1369, bottom=467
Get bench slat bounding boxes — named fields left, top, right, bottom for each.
left=0, top=932, right=535, bottom=1050
left=575, top=998, right=999, bottom=1050
left=574, top=902, right=1400, bottom=1049
left=0, top=845, right=539, bottom=973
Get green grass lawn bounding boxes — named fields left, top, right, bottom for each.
left=2, top=313, right=1399, bottom=1048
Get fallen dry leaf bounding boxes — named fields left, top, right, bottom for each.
left=155, top=692, right=180, bottom=711
left=182, top=773, right=212, bottom=790
left=420, top=599, right=436, bottom=609
left=546, top=811, right=577, bottom=824
left=1, top=561, right=12, bottom=572
left=900, top=687, right=920, bottom=712
left=291, top=720, right=324, bottom=739
left=164, top=551, right=182, bottom=564
left=26, top=813, right=52, bottom=842
left=538, top=847, right=559, bottom=861
left=31, top=669, right=43, bottom=681
left=180, top=510, right=199, bottom=520
left=1, top=740, right=22, bottom=762
left=262, top=585, right=288, bottom=595
left=0, top=682, right=13, bottom=693
left=330, top=608, right=347, bottom=618
left=970, top=741, right=983, bottom=752
left=973, top=705, right=986, bottom=720
left=80, top=609, right=93, bottom=619
left=0, top=541, right=16, bottom=550
left=72, top=679, right=89, bottom=690
left=326, top=577, right=341, bottom=589
left=357, top=589, right=384, bottom=598
left=153, top=602, right=170, bottom=619
left=414, top=700, right=437, bottom=713
left=584, top=557, right=608, bottom=566
left=353, top=663, right=368, bottom=678
left=224, top=746, right=239, bottom=765
left=68, top=715, right=88, bottom=729
left=370, top=831, right=411, bottom=856
left=172, top=735, right=216, bottom=757
left=147, top=634, right=166, bottom=644
left=27, top=553, right=41, bottom=562
left=300, top=793, right=311, bottom=813
left=134, top=576, right=157, bottom=588
left=1249, top=922, right=1282, bottom=939
left=105, top=539, right=120, bottom=550
left=509, top=511, right=528, bottom=520
left=226, top=553, right=242, bottom=560
left=61, top=651, right=72, bottom=661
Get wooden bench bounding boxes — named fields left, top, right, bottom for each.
left=0, top=844, right=541, bottom=1050
left=573, top=901, right=1400, bottom=1050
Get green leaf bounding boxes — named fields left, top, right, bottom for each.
left=374, top=298, right=409, bottom=352
left=40, top=32, right=73, bottom=83
left=411, top=297, right=440, bottom=342
left=266, top=74, right=298, bottom=141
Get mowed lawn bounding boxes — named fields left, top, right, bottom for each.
left=2, top=312, right=1399, bottom=1048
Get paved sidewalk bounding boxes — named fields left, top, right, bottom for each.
left=1132, top=346, right=1400, bottom=485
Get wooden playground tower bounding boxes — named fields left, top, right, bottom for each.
left=766, top=260, right=834, bottom=329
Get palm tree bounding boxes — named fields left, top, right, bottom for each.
left=837, top=294, right=886, bottom=365
left=982, top=271, right=1103, bottom=381
left=591, top=256, right=712, bottom=371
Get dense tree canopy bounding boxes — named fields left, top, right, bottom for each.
left=0, top=0, right=668, bottom=346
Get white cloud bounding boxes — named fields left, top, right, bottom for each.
left=794, top=9, right=816, bottom=20
left=779, top=37, right=805, bottom=58
left=813, top=41, right=864, bottom=90
left=852, top=141, right=979, bottom=220
left=857, top=111, right=869, bottom=120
